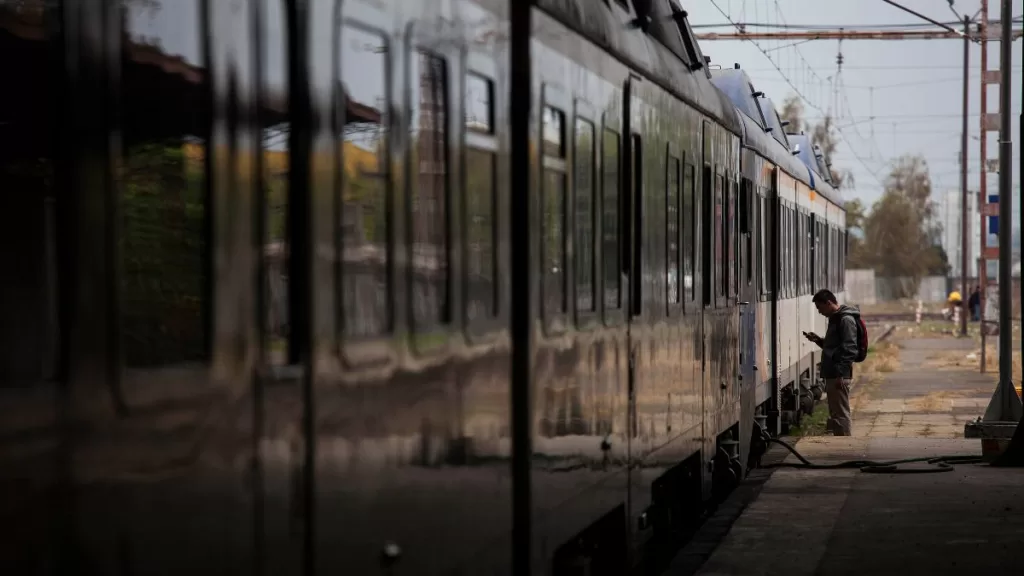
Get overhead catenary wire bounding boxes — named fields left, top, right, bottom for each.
left=707, top=0, right=885, bottom=187
left=690, top=15, right=1024, bottom=30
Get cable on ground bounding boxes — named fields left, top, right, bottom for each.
left=765, top=436, right=984, bottom=474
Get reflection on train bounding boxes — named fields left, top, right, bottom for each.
left=0, top=1, right=846, bottom=575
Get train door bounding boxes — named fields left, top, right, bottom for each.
left=622, top=75, right=641, bottom=441
left=737, top=177, right=756, bottom=468
left=767, top=168, right=781, bottom=435
left=698, top=121, right=714, bottom=500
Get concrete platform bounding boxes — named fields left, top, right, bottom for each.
left=678, top=437, right=1024, bottom=576
left=665, top=335, right=1024, bottom=576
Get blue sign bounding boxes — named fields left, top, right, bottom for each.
left=989, top=194, right=999, bottom=235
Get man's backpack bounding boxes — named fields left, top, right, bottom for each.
left=851, top=314, right=868, bottom=363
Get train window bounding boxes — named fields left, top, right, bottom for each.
left=119, top=0, right=210, bottom=370
left=465, top=73, right=497, bottom=323
left=793, top=209, right=798, bottom=295
left=575, top=118, right=596, bottom=314
left=830, top=227, right=835, bottom=290
left=749, top=182, right=757, bottom=282
left=340, top=25, right=390, bottom=337
left=543, top=107, right=565, bottom=158
left=682, top=163, right=696, bottom=303
left=843, top=230, right=848, bottom=288
left=784, top=207, right=790, bottom=296
left=825, top=225, right=830, bottom=290
left=802, top=213, right=808, bottom=294
left=466, top=73, right=493, bottom=134
left=602, top=130, right=621, bottom=311
left=716, top=175, right=725, bottom=300
left=802, top=214, right=808, bottom=295
left=782, top=206, right=790, bottom=295
left=629, top=134, right=643, bottom=317
left=261, top=0, right=291, bottom=365
left=816, top=220, right=822, bottom=289
left=543, top=168, right=567, bottom=318
left=786, top=207, right=793, bottom=296
left=410, top=51, right=451, bottom=329
left=759, top=195, right=767, bottom=296
left=808, top=217, right=814, bottom=292
left=465, top=147, right=497, bottom=322
left=702, top=166, right=713, bottom=307
left=754, top=193, right=761, bottom=295
left=666, top=155, right=681, bottom=306
left=733, top=179, right=741, bottom=295
left=543, top=106, right=567, bottom=320
left=792, top=208, right=799, bottom=296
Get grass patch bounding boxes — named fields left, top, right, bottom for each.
left=789, top=402, right=830, bottom=437
left=861, top=339, right=900, bottom=375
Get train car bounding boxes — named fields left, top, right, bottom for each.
left=710, top=68, right=850, bottom=435
left=784, top=130, right=848, bottom=421
left=0, top=0, right=847, bottom=574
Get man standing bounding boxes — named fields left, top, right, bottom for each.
left=804, top=289, right=860, bottom=436
left=967, top=286, right=981, bottom=322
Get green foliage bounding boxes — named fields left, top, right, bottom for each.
left=120, top=142, right=206, bottom=366
left=857, top=154, right=945, bottom=295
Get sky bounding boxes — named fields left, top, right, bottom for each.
left=686, top=0, right=1021, bottom=215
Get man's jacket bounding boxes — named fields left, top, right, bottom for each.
left=820, top=304, right=859, bottom=379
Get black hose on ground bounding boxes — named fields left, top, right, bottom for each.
left=764, top=436, right=984, bottom=474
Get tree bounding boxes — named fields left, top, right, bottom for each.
left=777, top=95, right=854, bottom=190
left=857, top=154, right=944, bottom=295
left=843, top=198, right=870, bottom=269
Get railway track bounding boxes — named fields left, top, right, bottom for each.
left=862, top=312, right=945, bottom=323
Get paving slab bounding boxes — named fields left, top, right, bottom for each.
left=666, top=336, right=1024, bottom=576
left=689, top=438, right=1024, bottom=576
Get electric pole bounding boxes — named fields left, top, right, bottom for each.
left=995, top=0, right=1013, bottom=393
left=980, top=0, right=1023, bottom=426
left=979, top=0, right=990, bottom=373
left=960, top=14, right=970, bottom=338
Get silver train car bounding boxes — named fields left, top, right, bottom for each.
left=0, top=1, right=846, bottom=574
left=711, top=69, right=847, bottom=437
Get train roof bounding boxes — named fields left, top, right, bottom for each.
left=787, top=133, right=845, bottom=208
left=757, top=97, right=792, bottom=150
left=709, top=68, right=813, bottom=187
left=536, top=0, right=743, bottom=135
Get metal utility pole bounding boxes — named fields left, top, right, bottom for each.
left=979, top=0, right=990, bottom=373
left=988, top=0, right=1024, bottom=467
left=960, top=14, right=970, bottom=338
left=979, top=0, right=1022, bottom=424
left=995, top=0, right=1013, bottom=394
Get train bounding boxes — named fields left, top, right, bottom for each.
left=0, top=1, right=845, bottom=575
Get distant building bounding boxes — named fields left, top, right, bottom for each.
left=939, top=188, right=1020, bottom=279
left=938, top=189, right=980, bottom=278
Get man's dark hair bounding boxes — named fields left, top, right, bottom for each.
left=812, top=289, right=837, bottom=305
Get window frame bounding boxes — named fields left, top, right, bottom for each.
left=540, top=85, right=570, bottom=336
left=682, top=160, right=698, bottom=310
left=462, top=59, right=504, bottom=344
left=336, top=20, right=394, bottom=368
left=406, top=48, right=453, bottom=354
left=573, top=101, right=600, bottom=329
left=601, top=123, right=626, bottom=327
left=666, top=146, right=683, bottom=316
